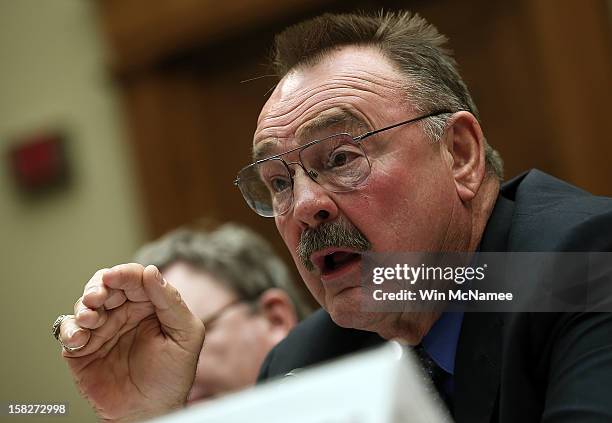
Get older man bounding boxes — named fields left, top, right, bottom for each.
left=55, top=11, right=612, bottom=422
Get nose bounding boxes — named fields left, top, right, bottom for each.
left=290, top=167, right=338, bottom=229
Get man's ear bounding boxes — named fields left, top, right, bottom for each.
left=441, top=111, right=486, bottom=203
left=257, top=288, right=298, bottom=342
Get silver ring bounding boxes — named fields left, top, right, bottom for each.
left=52, top=314, right=70, bottom=340
left=52, top=314, right=86, bottom=352
left=60, top=340, right=86, bottom=353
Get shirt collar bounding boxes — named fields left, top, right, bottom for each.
left=421, top=311, right=464, bottom=374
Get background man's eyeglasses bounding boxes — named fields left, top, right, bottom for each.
left=201, top=298, right=248, bottom=329
left=234, top=110, right=452, bottom=218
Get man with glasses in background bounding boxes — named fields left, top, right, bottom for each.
left=54, top=11, right=612, bottom=422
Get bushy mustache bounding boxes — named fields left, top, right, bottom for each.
left=297, top=219, right=371, bottom=271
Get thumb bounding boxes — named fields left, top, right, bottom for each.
left=142, top=265, right=205, bottom=354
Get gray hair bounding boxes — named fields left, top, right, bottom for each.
left=271, top=10, right=504, bottom=180
left=133, top=223, right=311, bottom=320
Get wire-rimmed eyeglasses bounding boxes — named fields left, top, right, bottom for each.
left=201, top=298, right=247, bottom=329
left=234, top=109, right=452, bottom=217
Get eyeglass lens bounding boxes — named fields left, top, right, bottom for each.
left=238, top=134, right=370, bottom=217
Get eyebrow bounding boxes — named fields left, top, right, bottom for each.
left=252, top=108, right=368, bottom=161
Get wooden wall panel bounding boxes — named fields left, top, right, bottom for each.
left=523, top=0, right=612, bottom=194
left=119, top=61, right=296, bottom=269
left=98, top=0, right=329, bottom=73
left=415, top=1, right=565, bottom=182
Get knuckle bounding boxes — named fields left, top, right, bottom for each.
left=93, top=268, right=107, bottom=278
left=128, top=262, right=145, bottom=272
left=93, top=310, right=107, bottom=328
left=89, top=268, right=107, bottom=285
left=111, top=262, right=144, bottom=279
left=74, top=310, right=89, bottom=325
left=77, top=304, right=90, bottom=316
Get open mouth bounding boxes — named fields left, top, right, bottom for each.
left=311, top=249, right=362, bottom=277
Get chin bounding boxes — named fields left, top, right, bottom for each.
left=328, top=302, right=429, bottom=343
left=327, top=302, right=387, bottom=334
left=325, top=287, right=378, bottom=330
left=328, top=308, right=359, bottom=329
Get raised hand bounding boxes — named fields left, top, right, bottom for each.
left=56, top=264, right=205, bottom=422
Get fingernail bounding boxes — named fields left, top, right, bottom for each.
left=153, top=267, right=166, bottom=286
left=85, top=286, right=99, bottom=295
left=70, top=328, right=85, bottom=343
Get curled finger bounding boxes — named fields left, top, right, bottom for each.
left=58, top=315, right=91, bottom=355
left=104, top=288, right=127, bottom=310
left=82, top=268, right=111, bottom=309
left=74, top=297, right=108, bottom=330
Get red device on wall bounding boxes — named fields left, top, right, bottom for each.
left=8, top=132, right=70, bottom=194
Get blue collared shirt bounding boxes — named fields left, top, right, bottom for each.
left=421, top=248, right=480, bottom=374
left=422, top=311, right=464, bottom=375
left=420, top=311, right=464, bottom=405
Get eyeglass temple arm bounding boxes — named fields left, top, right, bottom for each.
left=234, top=110, right=455, bottom=185
left=353, top=109, right=454, bottom=141
left=201, top=298, right=245, bottom=326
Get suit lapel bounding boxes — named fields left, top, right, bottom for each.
left=453, top=196, right=514, bottom=423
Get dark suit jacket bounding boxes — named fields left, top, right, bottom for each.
left=257, top=170, right=612, bottom=423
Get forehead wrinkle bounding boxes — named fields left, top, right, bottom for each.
left=255, top=83, right=384, bottom=142
left=335, top=71, right=405, bottom=92
left=294, top=107, right=367, bottom=141
left=260, top=81, right=369, bottom=127
left=252, top=108, right=367, bottom=161
left=253, top=67, right=406, bottom=161
left=258, top=73, right=398, bottom=133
